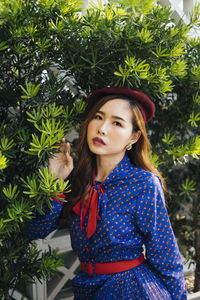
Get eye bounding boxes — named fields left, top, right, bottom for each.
left=113, top=121, right=122, bottom=127
left=94, top=114, right=102, bottom=120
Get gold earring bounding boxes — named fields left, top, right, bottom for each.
left=126, top=143, right=132, bottom=150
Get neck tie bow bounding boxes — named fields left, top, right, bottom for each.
left=72, top=176, right=107, bottom=239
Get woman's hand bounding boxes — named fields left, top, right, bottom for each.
left=48, top=138, right=73, bottom=180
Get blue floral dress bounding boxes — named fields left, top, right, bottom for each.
left=27, top=154, right=187, bottom=299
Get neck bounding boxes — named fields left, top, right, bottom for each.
left=95, top=153, right=125, bottom=182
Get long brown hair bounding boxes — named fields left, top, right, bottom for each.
left=62, top=94, right=164, bottom=223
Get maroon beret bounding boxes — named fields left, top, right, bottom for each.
left=86, top=87, right=155, bottom=123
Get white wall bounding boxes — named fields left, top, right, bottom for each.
left=83, top=0, right=200, bottom=23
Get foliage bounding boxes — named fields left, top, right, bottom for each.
left=156, top=35, right=200, bottom=291
left=0, top=106, right=76, bottom=298
left=0, top=1, right=84, bottom=297
left=0, top=0, right=200, bottom=296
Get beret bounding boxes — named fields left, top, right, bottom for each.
left=86, top=86, right=155, bottom=123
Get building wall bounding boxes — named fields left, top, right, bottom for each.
left=159, top=0, right=199, bottom=22
left=82, top=0, right=200, bottom=19
left=159, top=0, right=200, bottom=36
left=82, top=0, right=200, bottom=36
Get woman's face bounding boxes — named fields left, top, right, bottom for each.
left=87, top=98, right=140, bottom=160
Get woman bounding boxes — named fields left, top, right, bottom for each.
left=27, top=87, right=187, bottom=299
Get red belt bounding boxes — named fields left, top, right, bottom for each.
left=80, top=253, right=145, bottom=275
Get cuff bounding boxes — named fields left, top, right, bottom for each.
left=51, top=193, right=66, bottom=203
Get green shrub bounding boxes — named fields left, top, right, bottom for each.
left=0, top=0, right=200, bottom=296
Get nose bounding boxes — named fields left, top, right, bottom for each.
left=98, top=122, right=108, bottom=136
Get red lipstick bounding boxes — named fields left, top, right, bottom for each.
left=93, top=137, right=106, bottom=146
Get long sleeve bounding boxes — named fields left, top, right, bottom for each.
left=135, top=174, right=187, bottom=299
left=26, top=198, right=64, bottom=240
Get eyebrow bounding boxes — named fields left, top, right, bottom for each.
left=97, top=110, right=127, bottom=122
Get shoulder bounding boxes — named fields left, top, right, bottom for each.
left=108, top=155, right=162, bottom=192
left=123, top=165, right=163, bottom=198
left=127, top=164, right=161, bottom=186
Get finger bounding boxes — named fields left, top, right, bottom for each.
left=60, top=141, right=67, bottom=153
left=66, top=142, right=71, bottom=154
left=65, top=151, right=73, bottom=166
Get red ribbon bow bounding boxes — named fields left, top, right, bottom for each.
left=72, top=180, right=105, bottom=239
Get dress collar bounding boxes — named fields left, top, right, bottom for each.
left=102, top=154, right=132, bottom=185
left=72, top=154, right=132, bottom=239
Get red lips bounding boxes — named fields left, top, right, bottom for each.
left=93, top=137, right=106, bottom=145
